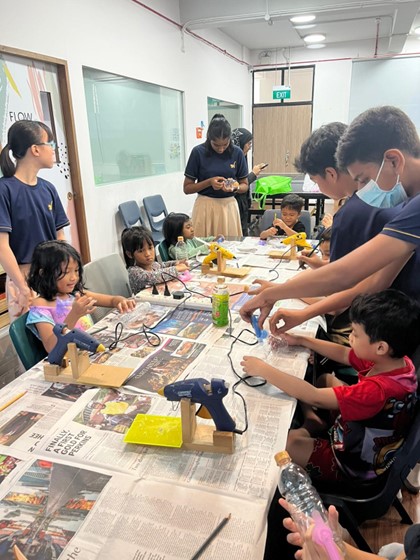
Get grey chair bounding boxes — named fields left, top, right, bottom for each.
left=143, top=195, right=168, bottom=244
left=258, top=209, right=312, bottom=237
left=118, top=200, right=143, bottom=228
left=83, top=254, right=132, bottom=322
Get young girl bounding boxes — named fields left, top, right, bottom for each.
left=0, top=120, right=69, bottom=320
left=26, top=241, right=135, bottom=353
left=121, top=226, right=189, bottom=293
left=163, top=213, right=215, bottom=259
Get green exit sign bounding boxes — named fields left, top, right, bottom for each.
left=273, top=86, right=291, bottom=100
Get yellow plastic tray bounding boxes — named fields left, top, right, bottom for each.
left=123, top=414, right=183, bottom=448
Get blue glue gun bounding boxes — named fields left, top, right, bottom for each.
left=159, top=378, right=236, bottom=433
left=251, top=314, right=268, bottom=342
left=48, top=323, right=105, bottom=365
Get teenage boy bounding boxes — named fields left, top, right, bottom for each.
left=240, top=106, right=420, bottom=329
left=241, top=290, right=419, bottom=482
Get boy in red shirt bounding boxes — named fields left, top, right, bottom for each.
left=241, top=289, right=419, bottom=481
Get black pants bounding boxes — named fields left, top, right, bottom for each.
left=235, top=192, right=250, bottom=236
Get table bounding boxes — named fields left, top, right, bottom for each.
left=249, top=177, right=329, bottom=226
left=0, top=240, right=322, bottom=560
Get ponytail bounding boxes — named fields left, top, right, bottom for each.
left=0, top=144, right=16, bottom=178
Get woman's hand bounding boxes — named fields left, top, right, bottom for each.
left=72, top=293, right=97, bottom=318
left=268, top=308, right=307, bottom=335
left=176, top=263, right=189, bottom=272
left=247, top=279, right=277, bottom=296
left=253, top=163, right=266, bottom=176
left=113, top=296, right=136, bottom=314
left=210, top=177, right=226, bottom=190
left=13, top=287, right=33, bottom=318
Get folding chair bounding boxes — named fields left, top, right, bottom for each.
left=9, top=312, right=47, bottom=370
left=143, top=195, right=168, bottom=244
left=118, top=200, right=143, bottom=228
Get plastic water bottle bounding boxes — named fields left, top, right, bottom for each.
left=212, top=277, right=229, bottom=327
left=275, top=451, right=344, bottom=559
left=175, top=236, right=188, bottom=261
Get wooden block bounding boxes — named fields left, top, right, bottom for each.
left=44, top=363, right=132, bottom=387
left=268, top=250, right=297, bottom=260
left=204, top=266, right=251, bottom=278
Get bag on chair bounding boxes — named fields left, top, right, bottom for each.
left=253, top=176, right=292, bottom=209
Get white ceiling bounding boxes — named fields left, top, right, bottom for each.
left=179, top=0, right=420, bottom=56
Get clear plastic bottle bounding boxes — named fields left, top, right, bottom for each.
left=275, top=451, right=344, bottom=559
left=212, top=277, right=229, bottom=327
left=175, top=236, right=188, bottom=261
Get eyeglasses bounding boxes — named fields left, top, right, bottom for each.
left=36, top=141, right=57, bottom=150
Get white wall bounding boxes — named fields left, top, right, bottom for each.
left=0, top=0, right=252, bottom=259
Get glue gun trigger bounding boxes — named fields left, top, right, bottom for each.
left=196, top=404, right=212, bottom=420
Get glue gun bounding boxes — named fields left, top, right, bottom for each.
left=159, top=378, right=236, bottom=433
left=202, top=243, right=235, bottom=266
left=48, top=323, right=106, bottom=365
left=282, top=232, right=312, bottom=250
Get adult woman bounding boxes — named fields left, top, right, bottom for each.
left=183, top=114, right=248, bottom=237
left=232, top=127, right=267, bottom=235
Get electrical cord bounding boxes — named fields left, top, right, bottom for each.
left=267, top=245, right=292, bottom=281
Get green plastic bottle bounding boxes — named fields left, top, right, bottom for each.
left=212, top=277, right=229, bottom=327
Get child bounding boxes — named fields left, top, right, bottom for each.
left=26, top=241, right=135, bottom=353
left=121, top=226, right=189, bottom=293
left=162, top=213, right=215, bottom=259
left=260, top=194, right=306, bottom=240
left=241, top=290, right=419, bottom=482
left=0, top=120, right=69, bottom=319
left=298, top=226, right=332, bottom=269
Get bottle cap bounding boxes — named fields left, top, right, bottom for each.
left=177, top=236, right=184, bottom=242
left=217, top=276, right=225, bottom=284
left=274, top=450, right=291, bottom=466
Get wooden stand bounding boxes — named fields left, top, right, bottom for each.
left=180, top=399, right=235, bottom=454
left=43, top=343, right=132, bottom=387
left=268, top=239, right=297, bottom=260
left=201, top=252, right=250, bottom=278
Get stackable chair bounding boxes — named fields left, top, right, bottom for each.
left=9, top=312, right=47, bottom=370
left=142, top=194, right=168, bottom=244
left=258, top=209, right=312, bottom=237
left=157, top=239, right=170, bottom=262
left=118, top=200, right=143, bottom=229
left=83, top=254, right=132, bottom=322
left=314, top=402, right=420, bottom=552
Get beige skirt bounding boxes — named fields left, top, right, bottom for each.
left=192, top=195, right=242, bottom=238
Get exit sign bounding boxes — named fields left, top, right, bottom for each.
left=273, top=86, right=291, bottom=100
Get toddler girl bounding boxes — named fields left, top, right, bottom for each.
left=163, top=213, right=216, bottom=259
left=26, top=240, right=135, bottom=352
left=121, top=226, right=189, bottom=293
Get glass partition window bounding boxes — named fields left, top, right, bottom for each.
left=207, top=97, right=242, bottom=129
left=83, top=67, right=185, bottom=185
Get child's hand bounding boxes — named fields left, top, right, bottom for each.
left=260, top=227, right=277, bottom=240
left=210, top=177, right=226, bottom=190
left=240, top=356, right=266, bottom=377
left=273, top=218, right=286, bottom=230
left=113, top=297, right=136, bottom=314
left=281, top=332, right=302, bottom=347
left=72, top=293, right=97, bottom=317
left=297, top=254, right=324, bottom=269
left=176, top=263, right=189, bottom=272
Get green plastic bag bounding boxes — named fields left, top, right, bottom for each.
left=253, top=175, right=292, bottom=209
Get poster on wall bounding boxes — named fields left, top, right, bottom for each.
left=0, top=52, right=80, bottom=249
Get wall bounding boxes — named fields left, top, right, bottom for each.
left=0, top=0, right=252, bottom=259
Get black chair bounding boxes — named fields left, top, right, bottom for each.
left=315, top=402, right=420, bottom=552
left=9, top=312, right=47, bottom=370
left=118, top=200, right=143, bottom=229
left=143, top=195, right=168, bottom=244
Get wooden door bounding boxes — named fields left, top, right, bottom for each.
left=253, top=105, right=312, bottom=175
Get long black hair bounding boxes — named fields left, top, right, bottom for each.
left=0, top=120, right=53, bottom=177
left=28, top=240, right=84, bottom=300
left=204, top=114, right=233, bottom=156
left=121, top=226, right=154, bottom=267
left=163, top=212, right=190, bottom=246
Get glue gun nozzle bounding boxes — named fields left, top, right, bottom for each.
left=96, top=344, right=106, bottom=353
left=157, top=388, right=165, bottom=396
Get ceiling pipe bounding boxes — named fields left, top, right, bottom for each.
left=374, top=17, right=381, bottom=56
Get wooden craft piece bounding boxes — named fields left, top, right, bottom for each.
left=268, top=239, right=298, bottom=260
left=180, top=399, right=234, bottom=454
left=201, top=252, right=250, bottom=278
left=43, top=343, right=132, bottom=387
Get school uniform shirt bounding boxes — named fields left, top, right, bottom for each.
left=329, top=193, right=398, bottom=262
left=184, top=143, right=248, bottom=198
left=275, top=220, right=306, bottom=236
left=331, top=349, right=417, bottom=480
left=0, top=176, right=69, bottom=264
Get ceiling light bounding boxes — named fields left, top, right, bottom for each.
left=294, top=24, right=316, bottom=30
left=306, top=43, right=326, bottom=49
left=290, top=14, right=316, bottom=24
left=414, top=26, right=420, bottom=35
left=303, top=34, right=326, bottom=43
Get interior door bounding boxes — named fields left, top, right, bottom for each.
left=253, top=105, right=312, bottom=175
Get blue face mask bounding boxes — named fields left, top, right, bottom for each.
left=356, top=160, right=408, bottom=208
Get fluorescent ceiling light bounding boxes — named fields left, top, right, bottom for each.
left=290, top=14, right=316, bottom=23
left=294, top=24, right=316, bottom=30
left=414, top=26, right=420, bottom=35
left=304, top=33, right=326, bottom=43
left=306, top=43, right=326, bottom=49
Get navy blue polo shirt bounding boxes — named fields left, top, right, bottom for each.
left=0, top=176, right=70, bottom=263
left=184, top=143, right=248, bottom=198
